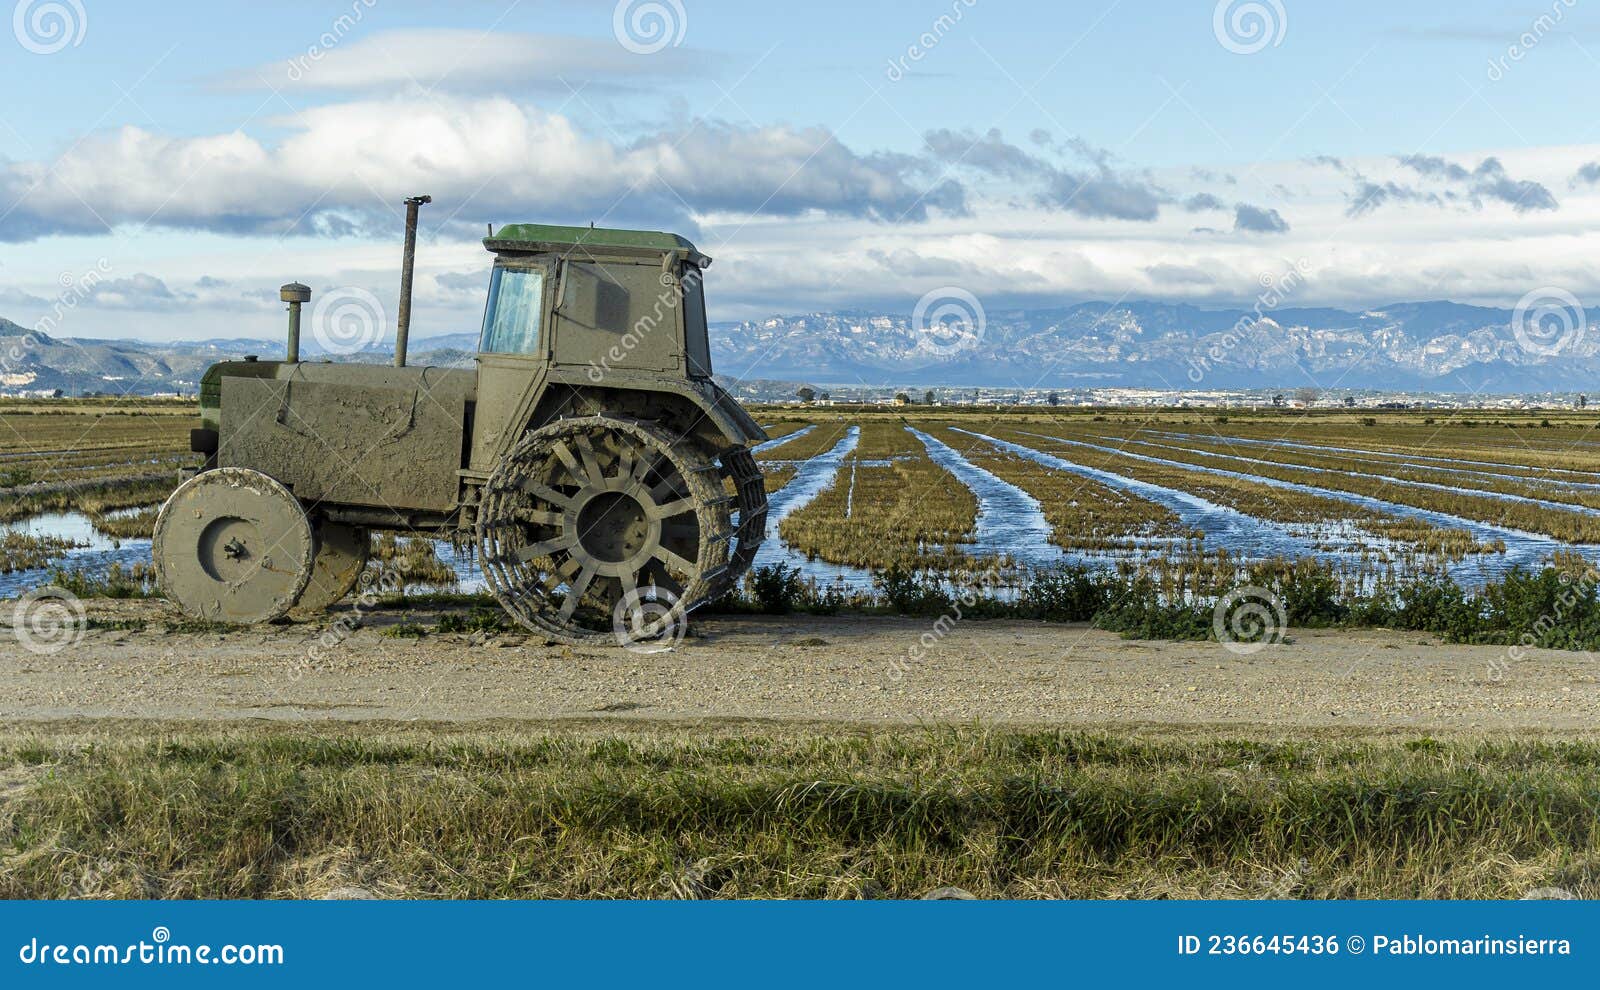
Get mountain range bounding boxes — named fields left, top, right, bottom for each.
left=708, top=301, right=1600, bottom=392
left=1, top=299, right=1594, bottom=396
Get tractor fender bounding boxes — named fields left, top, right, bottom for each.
left=531, top=369, right=768, bottom=454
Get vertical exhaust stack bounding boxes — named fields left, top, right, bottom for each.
left=394, top=194, right=432, bottom=368
left=280, top=282, right=311, bottom=363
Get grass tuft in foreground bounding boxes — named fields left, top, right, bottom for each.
left=0, top=727, right=1595, bottom=900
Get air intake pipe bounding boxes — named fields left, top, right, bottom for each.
left=280, top=282, right=311, bottom=363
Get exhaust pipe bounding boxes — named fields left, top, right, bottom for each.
left=394, top=194, right=431, bottom=368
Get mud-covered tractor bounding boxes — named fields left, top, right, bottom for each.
left=154, top=199, right=768, bottom=644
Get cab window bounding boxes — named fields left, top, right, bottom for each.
left=682, top=266, right=712, bottom=377
left=480, top=267, right=545, bottom=355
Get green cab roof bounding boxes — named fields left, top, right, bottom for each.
left=486, top=223, right=701, bottom=258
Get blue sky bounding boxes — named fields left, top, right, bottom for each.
left=3, top=0, right=1600, bottom=341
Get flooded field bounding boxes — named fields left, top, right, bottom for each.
left=8, top=401, right=1600, bottom=598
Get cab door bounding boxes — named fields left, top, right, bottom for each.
left=470, top=262, right=551, bottom=471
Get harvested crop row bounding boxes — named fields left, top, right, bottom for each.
left=0, top=531, right=86, bottom=572
left=756, top=422, right=811, bottom=444
left=0, top=413, right=193, bottom=455
left=1161, top=432, right=1600, bottom=485
left=762, top=464, right=797, bottom=493
left=757, top=419, right=853, bottom=462
left=1017, top=424, right=1594, bottom=544
left=0, top=476, right=177, bottom=523
left=990, top=427, right=1495, bottom=560
left=89, top=506, right=161, bottom=540
left=778, top=423, right=978, bottom=571
left=1174, top=420, right=1600, bottom=476
left=1143, top=433, right=1600, bottom=514
left=931, top=426, right=1188, bottom=551
left=0, top=453, right=191, bottom=491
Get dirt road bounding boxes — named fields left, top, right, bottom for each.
left=2, top=601, right=1595, bottom=731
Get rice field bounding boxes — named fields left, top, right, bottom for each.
left=0, top=401, right=194, bottom=587
left=9, top=400, right=1600, bottom=598
left=751, top=407, right=1600, bottom=589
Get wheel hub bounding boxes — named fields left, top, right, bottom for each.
left=199, top=518, right=261, bottom=581
left=575, top=490, right=650, bottom=564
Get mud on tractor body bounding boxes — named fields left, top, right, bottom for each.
left=154, top=204, right=768, bottom=645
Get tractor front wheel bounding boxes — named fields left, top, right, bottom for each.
left=152, top=467, right=315, bottom=624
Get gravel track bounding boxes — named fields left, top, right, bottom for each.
left=3, top=601, right=1596, bottom=731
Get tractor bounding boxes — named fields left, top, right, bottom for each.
left=153, top=198, right=768, bottom=645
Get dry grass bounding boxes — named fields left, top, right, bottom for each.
left=1, top=723, right=1595, bottom=900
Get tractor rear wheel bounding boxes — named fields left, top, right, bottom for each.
left=294, top=522, right=371, bottom=612
left=710, top=445, right=767, bottom=601
left=152, top=467, right=315, bottom=624
left=476, top=416, right=734, bottom=645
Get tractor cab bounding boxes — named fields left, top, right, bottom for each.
left=477, top=223, right=714, bottom=380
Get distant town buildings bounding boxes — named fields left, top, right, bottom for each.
left=740, top=382, right=1588, bottom=411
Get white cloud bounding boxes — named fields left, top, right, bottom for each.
left=217, top=29, right=705, bottom=93
left=0, top=95, right=964, bottom=243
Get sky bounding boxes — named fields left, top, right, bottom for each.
left=3, top=0, right=1600, bottom=342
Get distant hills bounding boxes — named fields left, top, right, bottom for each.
left=1, top=298, right=1595, bottom=396
left=0, top=318, right=475, bottom=396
